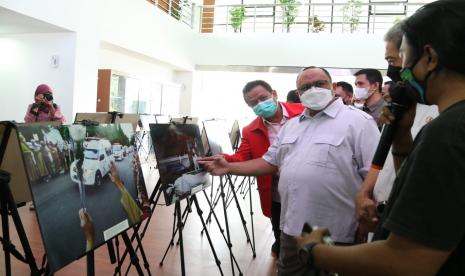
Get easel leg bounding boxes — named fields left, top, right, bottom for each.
left=175, top=201, right=186, bottom=276
left=201, top=190, right=243, bottom=274
left=0, top=173, right=40, bottom=275
left=86, top=251, right=94, bottom=276
left=192, top=195, right=224, bottom=275
left=226, top=174, right=256, bottom=258
left=121, top=232, right=144, bottom=276
left=219, top=177, right=235, bottom=276
left=247, top=177, right=256, bottom=254
left=1, top=189, right=12, bottom=276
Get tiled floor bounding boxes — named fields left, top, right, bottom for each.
left=0, top=164, right=277, bottom=275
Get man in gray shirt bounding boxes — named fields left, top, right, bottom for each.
left=352, top=68, right=386, bottom=128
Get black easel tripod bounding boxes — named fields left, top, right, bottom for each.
left=0, top=122, right=43, bottom=276
left=0, top=170, right=44, bottom=276
left=158, top=117, right=225, bottom=276
left=113, top=179, right=164, bottom=276
left=159, top=194, right=224, bottom=276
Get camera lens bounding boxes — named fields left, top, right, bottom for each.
left=44, top=94, right=53, bottom=101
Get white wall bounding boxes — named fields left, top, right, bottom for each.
left=194, top=33, right=387, bottom=69
left=99, top=43, right=176, bottom=83
left=0, top=33, right=76, bottom=122
left=0, top=0, right=101, bottom=118
left=0, top=0, right=392, bottom=121
left=98, top=0, right=196, bottom=71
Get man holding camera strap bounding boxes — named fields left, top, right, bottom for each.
left=24, top=84, right=65, bottom=123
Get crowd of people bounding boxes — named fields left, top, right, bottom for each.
left=17, top=0, right=465, bottom=274
left=200, top=0, right=465, bottom=275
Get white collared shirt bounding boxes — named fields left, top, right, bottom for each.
left=263, top=98, right=380, bottom=242
left=263, top=103, right=289, bottom=203
left=373, top=104, right=439, bottom=202
left=263, top=103, right=289, bottom=146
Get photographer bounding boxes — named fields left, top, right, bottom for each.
left=296, top=0, right=465, bottom=275
left=24, top=84, right=65, bottom=123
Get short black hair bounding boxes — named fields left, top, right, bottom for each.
left=286, top=90, right=300, bottom=103
left=335, top=81, right=353, bottom=95
left=401, top=0, right=465, bottom=76
left=384, top=81, right=394, bottom=86
left=242, top=80, right=272, bottom=94
left=354, top=69, right=383, bottom=92
left=300, top=66, right=332, bottom=82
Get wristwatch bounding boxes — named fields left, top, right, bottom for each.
left=299, top=242, right=319, bottom=267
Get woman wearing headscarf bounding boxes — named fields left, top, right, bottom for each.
left=24, top=84, right=65, bottom=123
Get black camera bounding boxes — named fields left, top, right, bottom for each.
left=43, top=93, right=53, bottom=101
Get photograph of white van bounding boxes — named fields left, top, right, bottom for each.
left=70, top=138, right=114, bottom=186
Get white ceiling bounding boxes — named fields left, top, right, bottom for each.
left=0, top=6, right=69, bottom=34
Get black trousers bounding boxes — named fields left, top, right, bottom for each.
left=271, top=200, right=282, bottom=246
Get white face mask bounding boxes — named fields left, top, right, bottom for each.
left=299, top=87, right=334, bottom=111
left=353, top=87, right=371, bottom=100
left=353, top=101, right=365, bottom=109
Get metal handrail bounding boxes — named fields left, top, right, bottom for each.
left=145, top=0, right=432, bottom=33
left=198, top=1, right=433, bottom=34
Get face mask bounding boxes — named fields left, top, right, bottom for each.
left=353, top=101, right=365, bottom=109
left=353, top=87, right=371, bottom=100
left=299, top=87, right=333, bottom=111
left=400, top=61, right=433, bottom=105
left=252, top=98, right=278, bottom=118
left=387, top=65, right=402, bottom=83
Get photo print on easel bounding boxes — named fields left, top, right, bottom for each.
left=16, top=123, right=150, bottom=273
left=202, top=119, right=235, bottom=155
left=150, top=123, right=211, bottom=206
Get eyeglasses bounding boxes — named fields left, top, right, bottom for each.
left=297, top=80, right=330, bottom=95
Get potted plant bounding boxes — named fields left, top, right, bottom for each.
left=229, top=6, right=246, bottom=33
left=278, top=0, right=299, bottom=32
left=309, top=15, right=325, bottom=33
left=342, top=0, right=362, bottom=33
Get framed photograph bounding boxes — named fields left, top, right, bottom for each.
left=139, top=114, right=157, bottom=131
left=16, top=123, right=150, bottom=272
left=203, top=119, right=234, bottom=155
left=0, top=125, right=32, bottom=204
left=229, top=120, right=241, bottom=150
left=149, top=123, right=211, bottom=206
left=114, top=113, right=140, bottom=132
left=74, top=113, right=112, bottom=124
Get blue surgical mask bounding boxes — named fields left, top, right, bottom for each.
left=252, top=98, right=278, bottom=118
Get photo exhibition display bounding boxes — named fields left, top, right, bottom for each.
left=15, top=123, right=150, bottom=272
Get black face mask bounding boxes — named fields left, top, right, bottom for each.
left=387, top=65, right=403, bottom=83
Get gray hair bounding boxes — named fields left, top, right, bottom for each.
left=384, top=22, right=404, bottom=50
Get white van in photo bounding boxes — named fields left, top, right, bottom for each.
left=70, top=138, right=114, bottom=186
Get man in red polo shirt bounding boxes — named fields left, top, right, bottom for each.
left=224, top=80, right=303, bottom=257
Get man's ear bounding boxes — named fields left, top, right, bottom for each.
left=424, top=45, right=438, bottom=71
left=373, top=82, right=381, bottom=93
left=272, top=90, right=278, bottom=100
left=332, top=82, right=337, bottom=90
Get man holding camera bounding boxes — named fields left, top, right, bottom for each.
left=24, top=84, right=65, bottom=123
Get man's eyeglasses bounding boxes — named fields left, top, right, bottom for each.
left=297, top=80, right=330, bottom=95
